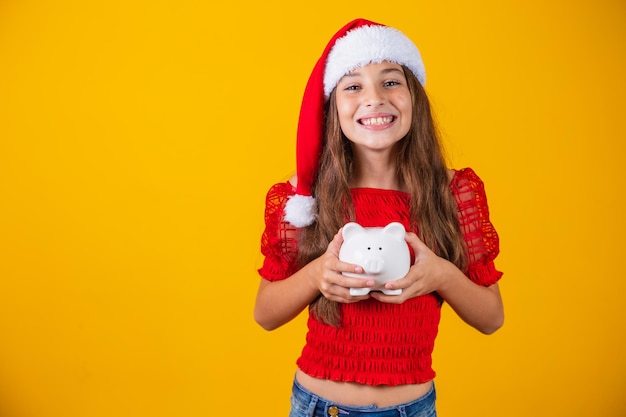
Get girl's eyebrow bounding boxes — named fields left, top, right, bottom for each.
left=341, top=67, right=405, bottom=79
left=380, top=67, right=405, bottom=76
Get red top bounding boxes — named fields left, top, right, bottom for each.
left=258, top=167, right=503, bottom=386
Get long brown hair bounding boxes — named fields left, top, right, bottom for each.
left=297, top=66, right=468, bottom=326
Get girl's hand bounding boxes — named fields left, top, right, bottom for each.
left=370, top=232, right=455, bottom=304
left=311, top=229, right=375, bottom=303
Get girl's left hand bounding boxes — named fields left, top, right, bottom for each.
left=370, top=231, right=455, bottom=304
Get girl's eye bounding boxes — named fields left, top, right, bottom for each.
left=384, top=80, right=401, bottom=87
left=344, top=85, right=361, bottom=91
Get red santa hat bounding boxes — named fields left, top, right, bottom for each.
left=284, top=18, right=426, bottom=227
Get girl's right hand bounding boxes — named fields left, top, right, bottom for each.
left=310, top=228, right=375, bottom=303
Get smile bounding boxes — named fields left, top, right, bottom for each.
left=359, top=116, right=395, bottom=126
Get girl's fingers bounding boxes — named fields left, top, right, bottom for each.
left=326, top=229, right=345, bottom=257
left=319, top=226, right=375, bottom=302
left=334, top=260, right=364, bottom=275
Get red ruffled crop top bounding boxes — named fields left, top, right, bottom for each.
left=258, top=167, right=503, bottom=386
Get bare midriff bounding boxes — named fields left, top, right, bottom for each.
left=295, top=369, right=433, bottom=407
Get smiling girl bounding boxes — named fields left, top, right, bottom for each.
left=254, top=19, right=504, bottom=417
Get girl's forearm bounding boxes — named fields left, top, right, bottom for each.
left=254, top=259, right=321, bottom=331
left=438, top=265, right=504, bottom=334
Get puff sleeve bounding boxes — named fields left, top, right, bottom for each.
left=451, top=168, right=503, bottom=287
left=257, top=182, right=300, bottom=281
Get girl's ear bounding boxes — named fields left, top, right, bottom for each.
left=341, top=222, right=364, bottom=241
left=382, top=222, right=406, bottom=240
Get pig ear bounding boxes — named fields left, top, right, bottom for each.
left=382, top=222, right=406, bottom=240
left=342, top=222, right=365, bottom=240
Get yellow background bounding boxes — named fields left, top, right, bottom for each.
left=0, top=1, right=624, bottom=416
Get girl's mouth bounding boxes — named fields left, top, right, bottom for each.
left=359, top=116, right=395, bottom=126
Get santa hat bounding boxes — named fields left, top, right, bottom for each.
left=284, top=18, right=426, bottom=227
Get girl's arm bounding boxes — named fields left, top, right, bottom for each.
left=254, top=230, right=373, bottom=331
left=371, top=232, right=504, bottom=334
left=254, top=257, right=322, bottom=331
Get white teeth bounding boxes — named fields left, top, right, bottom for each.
left=361, top=116, right=393, bottom=126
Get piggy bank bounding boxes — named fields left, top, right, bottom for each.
left=339, top=222, right=411, bottom=296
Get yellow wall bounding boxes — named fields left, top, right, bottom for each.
left=0, top=1, right=624, bottom=416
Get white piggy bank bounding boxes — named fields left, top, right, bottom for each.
left=339, top=222, right=411, bottom=296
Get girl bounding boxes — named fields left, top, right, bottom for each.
left=255, top=18, right=504, bottom=417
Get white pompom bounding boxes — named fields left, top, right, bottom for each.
left=284, top=194, right=317, bottom=228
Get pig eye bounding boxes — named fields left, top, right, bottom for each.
left=378, top=247, right=382, bottom=250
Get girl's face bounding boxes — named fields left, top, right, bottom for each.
left=335, top=61, right=412, bottom=154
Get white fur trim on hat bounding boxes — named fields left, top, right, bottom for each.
left=323, top=25, right=426, bottom=97
left=284, top=194, right=317, bottom=228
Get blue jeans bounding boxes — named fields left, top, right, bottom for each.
left=289, top=377, right=437, bottom=417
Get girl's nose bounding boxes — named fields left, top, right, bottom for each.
left=365, top=87, right=385, bottom=107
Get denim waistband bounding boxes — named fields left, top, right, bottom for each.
left=290, top=377, right=437, bottom=417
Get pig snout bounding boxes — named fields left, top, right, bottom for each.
left=363, top=257, right=384, bottom=274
